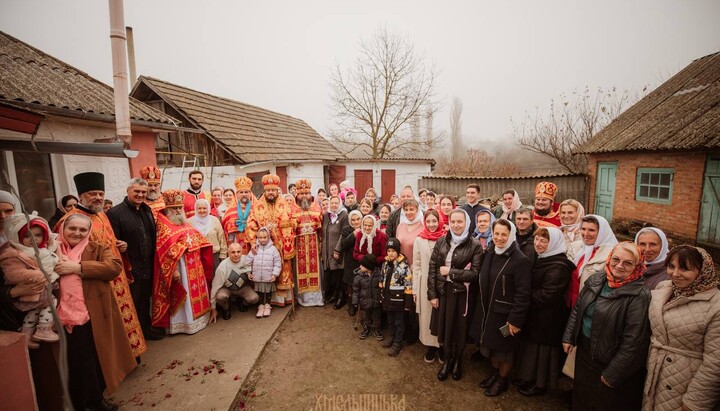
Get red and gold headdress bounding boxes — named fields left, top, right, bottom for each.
left=139, top=166, right=161, bottom=184
left=295, top=178, right=312, bottom=194
left=234, top=176, right=253, bottom=192
left=535, top=181, right=558, bottom=200
left=161, top=189, right=184, bottom=208
left=262, top=174, right=280, bottom=190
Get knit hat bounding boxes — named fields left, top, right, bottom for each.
left=386, top=237, right=401, bottom=253
left=359, top=253, right=377, bottom=271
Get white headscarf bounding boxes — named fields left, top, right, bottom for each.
left=494, top=218, right=517, bottom=255
left=559, top=200, right=586, bottom=242
left=634, top=227, right=669, bottom=266
left=358, top=214, right=378, bottom=254
left=399, top=206, right=423, bottom=226
left=448, top=208, right=471, bottom=244
left=501, top=190, right=523, bottom=220
left=192, top=199, right=212, bottom=236
left=574, top=214, right=618, bottom=269
left=538, top=227, right=567, bottom=258
left=328, top=199, right=347, bottom=224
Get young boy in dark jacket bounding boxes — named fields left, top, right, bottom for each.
left=379, top=238, right=414, bottom=357
left=352, top=254, right=383, bottom=341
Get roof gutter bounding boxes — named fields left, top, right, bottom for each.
left=0, top=139, right=138, bottom=158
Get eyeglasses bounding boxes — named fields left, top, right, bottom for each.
left=610, top=256, right=637, bottom=270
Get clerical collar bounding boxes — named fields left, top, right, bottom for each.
left=76, top=203, right=98, bottom=215
left=187, top=188, right=201, bottom=195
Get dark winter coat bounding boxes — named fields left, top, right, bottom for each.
left=379, top=254, right=413, bottom=312
left=105, top=197, right=156, bottom=280
left=461, top=203, right=490, bottom=234
left=322, top=211, right=347, bottom=271
left=427, top=232, right=483, bottom=300
left=351, top=268, right=381, bottom=310
left=335, top=225, right=359, bottom=285
left=384, top=207, right=402, bottom=238
left=524, top=253, right=574, bottom=346
left=562, top=271, right=651, bottom=387
left=469, top=242, right=531, bottom=352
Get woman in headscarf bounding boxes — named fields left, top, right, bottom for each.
left=562, top=242, right=651, bottom=410
left=515, top=227, right=575, bottom=396
left=353, top=214, right=387, bottom=266
left=472, top=209, right=496, bottom=251
left=558, top=199, right=585, bottom=250
left=643, top=245, right=720, bottom=411
left=470, top=219, right=532, bottom=397
left=323, top=195, right=347, bottom=306
left=567, top=215, right=618, bottom=309
left=428, top=209, right=482, bottom=382
left=334, top=210, right=362, bottom=313
left=493, top=190, right=522, bottom=221
left=190, top=199, right=227, bottom=271
left=377, top=204, right=392, bottom=233
left=412, top=209, right=446, bottom=363
left=634, top=227, right=670, bottom=290
left=55, top=213, right=136, bottom=410
left=48, top=194, right=78, bottom=230
left=395, top=199, right=423, bottom=266
left=438, top=195, right=455, bottom=232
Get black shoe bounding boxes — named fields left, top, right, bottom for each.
left=359, top=325, right=371, bottom=340
left=479, top=370, right=499, bottom=389
left=325, top=292, right=338, bottom=305
left=424, top=346, right=438, bottom=363
left=143, top=328, right=165, bottom=341
left=381, top=337, right=394, bottom=348
left=451, top=358, right=462, bottom=381
left=347, top=304, right=357, bottom=317
left=437, top=357, right=453, bottom=381
left=373, top=328, right=384, bottom=341
left=84, top=398, right=119, bottom=411
left=438, top=346, right=445, bottom=364
left=518, top=384, right=547, bottom=397
left=221, top=306, right=232, bottom=320
left=237, top=300, right=248, bottom=312
left=388, top=343, right=403, bottom=357
left=470, top=349, right=484, bottom=363
left=333, top=295, right=346, bottom=310
left=511, top=378, right=530, bottom=388
left=484, top=376, right=509, bottom=397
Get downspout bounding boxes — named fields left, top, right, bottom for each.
left=108, top=0, right=132, bottom=146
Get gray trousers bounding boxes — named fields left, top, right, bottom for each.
left=216, top=286, right=260, bottom=309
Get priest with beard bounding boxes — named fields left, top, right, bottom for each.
left=183, top=170, right=207, bottom=219
left=221, top=176, right=255, bottom=253
left=532, top=182, right=561, bottom=228
left=289, top=179, right=324, bottom=307
left=152, top=189, right=213, bottom=335
left=140, top=165, right=165, bottom=218
left=57, top=172, right=147, bottom=358
left=245, top=174, right=296, bottom=306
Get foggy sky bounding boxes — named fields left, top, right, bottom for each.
left=1, top=0, right=719, bottom=150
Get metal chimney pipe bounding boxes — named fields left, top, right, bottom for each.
left=108, top=0, right=132, bottom=145
left=126, top=26, right=137, bottom=87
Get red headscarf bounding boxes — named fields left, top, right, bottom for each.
left=438, top=195, right=455, bottom=229
left=17, top=219, right=49, bottom=248
left=605, top=242, right=646, bottom=288
left=418, top=209, right=446, bottom=241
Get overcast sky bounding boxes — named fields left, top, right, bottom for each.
left=2, top=0, right=719, bottom=148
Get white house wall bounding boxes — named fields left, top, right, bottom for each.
left=341, top=161, right=432, bottom=198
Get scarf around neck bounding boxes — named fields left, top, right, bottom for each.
left=500, top=190, right=522, bottom=220
left=328, top=205, right=347, bottom=224
left=358, top=215, right=378, bottom=254
left=57, top=216, right=92, bottom=331
left=574, top=214, right=618, bottom=273
left=418, top=210, right=446, bottom=241
left=538, top=227, right=567, bottom=258
left=399, top=208, right=423, bottom=226
left=605, top=243, right=645, bottom=288
left=472, top=209, right=496, bottom=240
left=192, top=199, right=213, bottom=236
left=494, top=219, right=517, bottom=255
left=559, top=200, right=585, bottom=242
left=235, top=200, right=252, bottom=232
left=670, top=246, right=719, bottom=300
left=634, top=227, right=669, bottom=266
left=449, top=208, right=471, bottom=244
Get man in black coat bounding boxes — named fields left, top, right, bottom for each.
left=461, top=183, right=490, bottom=234
left=514, top=207, right=538, bottom=261
left=106, top=178, right=161, bottom=339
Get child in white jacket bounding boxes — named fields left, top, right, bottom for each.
left=246, top=227, right=281, bottom=318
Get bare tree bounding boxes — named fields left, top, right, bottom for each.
left=435, top=148, right=521, bottom=177
left=512, top=86, right=643, bottom=173
left=329, top=28, right=439, bottom=158
left=449, top=97, right=464, bottom=161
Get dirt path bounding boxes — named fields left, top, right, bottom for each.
left=233, top=305, right=567, bottom=410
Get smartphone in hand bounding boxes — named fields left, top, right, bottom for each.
left=499, top=323, right=511, bottom=338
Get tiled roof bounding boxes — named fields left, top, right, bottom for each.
left=0, top=31, right=178, bottom=126
left=577, top=51, right=720, bottom=154
left=430, top=170, right=581, bottom=180
left=343, top=157, right=436, bottom=164
left=134, top=76, right=344, bottom=163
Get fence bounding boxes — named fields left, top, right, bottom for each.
left=419, top=174, right=588, bottom=206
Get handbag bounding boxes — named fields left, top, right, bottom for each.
left=562, top=347, right=576, bottom=379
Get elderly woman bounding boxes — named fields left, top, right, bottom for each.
left=493, top=189, right=522, bottom=221
left=323, top=195, right=347, bottom=305
left=567, top=215, right=617, bottom=308
left=470, top=219, right=532, bottom=397
left=48, top=194, right=78, bottom=230
left=334, top=210, right=363, bottom=313
left=643, top=246, right=720, bottom=411
left=429, top=209, right=483, bottom=382
left=55, top=213, right=136, bottom=410
left=558, top=199, right=585, bottom=249
left=515, top=227, right=575, bottom=396
left=634, top=227, right=670, bottom=290
left=562, top=242, right=651, bottom=410
left=190, top=199, right=227, bottom=270
left=353, top=214, right=387, bottom=266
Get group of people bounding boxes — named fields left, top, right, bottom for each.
left=0, top=168, right=718, bottom=411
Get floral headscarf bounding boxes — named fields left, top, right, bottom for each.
left=671, top=246, right=719, bottom=300
left=605, top=242, right=646, bottom=289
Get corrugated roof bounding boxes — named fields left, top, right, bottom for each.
left=0, top=31, right=178, bottom=127
left=135, top=76, right=343, bottom=163
left=429, top=170, right=581, bottom=180
left=577, top=51, right=720, bottom=154
left=343, top=157, right=436, bottom=164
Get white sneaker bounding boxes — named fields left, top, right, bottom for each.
left=263, top=303, right=272, bottom=317
left=256, top=305, right=264, bottom=319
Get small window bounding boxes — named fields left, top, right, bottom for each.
left=636, top=168, right=673, bottom=204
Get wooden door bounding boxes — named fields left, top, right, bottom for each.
left=381, top=169, right=396, bottom=201
left=276, top=166, right=288, bottom=193
left=594, top=162, right=617, bottom=222
left=328, top=165, right=346, bottom=186
left=354, top=169, right=373, bottom=199
left=247, top=171, right=269, bottom=198
left=698, top=155, right=720, bottom=246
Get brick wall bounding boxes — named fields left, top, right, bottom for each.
left=587, top=151, right=707, bottom=241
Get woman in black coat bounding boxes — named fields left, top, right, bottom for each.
left=428, top=209, right=483, bottom=382
left=515, top=227, right=574, bottom=396
left=323, top=195, right=348, bottom=305
left=334, top=210, right=362, bottom=313
left=469, top=218, right=531, bottom=397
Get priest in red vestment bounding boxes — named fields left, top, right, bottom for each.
left=290, top=179, right=324, bottom=307
left=532, top=181, right=562, bottom=228
left=152, top=189, right=214, bottom=335
left=183, top=170, right=207, bottom=219
left=140, top=165, right=165, bottom=219
left=221, top=176, right=255, bottom=253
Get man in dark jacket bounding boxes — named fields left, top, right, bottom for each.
left=514, top=207, right=538, bottom=261
left=461, top=183, right=490, bottom=234
left=106, top=178, right=161, bottom=339
left=352, top=254, right=382, bottom=341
